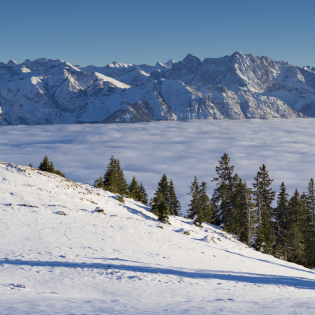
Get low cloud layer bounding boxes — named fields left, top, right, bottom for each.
left=1, top=119, right=314, bottom=213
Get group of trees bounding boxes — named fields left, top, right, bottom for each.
left=36, top=155, right=66, bottom=178
left=186, top=152, right=315, bottom=269
left=94, top=155, right=148, bottom=205
left=151, top=174, right=182, bottom=223
left=35, top=153, right=315, bottom=269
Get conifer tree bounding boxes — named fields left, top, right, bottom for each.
left=212, top=153, right=235, bottom=226
left=38, top=156, right=65, bottom=178
left=138, top=182, right=148, bottom=205
left=103, top=156, right=128, bottom=196
left=306, top=178, right=315, bottom=267
left=187, top=176, right=211, bottom=226
left=168, top=179, right=182, bottom=216
left=273, top=182, right=289, bottom=260
left=155, top=174, right=170, bottom=206
left=38, top=156, right=50, bottom=172
left=187, top=176, right=200, bottom=221
left=151, top=192, right=170, bottom=223
left=286, top=189, right=306, bottom=265
left=128, top=175, right=139, bottom=200
left=253, top=164, right=276, bottom=254
left=199, top=182, right=212, bottom=224
left=94, top=176, right=106, bottom=190
left=225, top=174, right=255, bottom=244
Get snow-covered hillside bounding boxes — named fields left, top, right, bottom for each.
left=2, top=52, right=315, bottom=126
left=1, top=161, right=315, bottom=314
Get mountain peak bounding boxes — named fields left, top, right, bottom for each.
left=7, top=60, right=18, bottom=66
left=163, top=59, right=176, bottom=68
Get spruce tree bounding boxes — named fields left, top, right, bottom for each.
left=253, top=164, right=276, bottom=254
left=273, top=182, right=289, bottom=260
left=151, top=192, right=170, bottom=223
left=286, top=189, right=306, bottom=265
left=168, top=179, right=182, bottom=216
left=187, top=176, right=200, bottom=220
left=94, top=176, right=106, bottom=190
left=38, top=156, right=50, bottom=172
left=199, top=182, right=212, bottom=224
left=212, top=153, right=235, bottom=226
left=306, top=178, right=315, bottom=267
left=138, top=182, right=148, bottom=205
left=187, top=176, right=209, bottom=226
left=128, top=175, right=139, bottom=200
left=155, top=174, right=170, bottom=206
left=103, top=156, right=128, bottom=196
left=38, top=156, right=65, bottom=178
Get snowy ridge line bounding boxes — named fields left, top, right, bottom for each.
left=2, top=160, right=315, bottom=314
left=0, top=160, right=241, bottom=243
left=1, top=51, right=314, bottom=126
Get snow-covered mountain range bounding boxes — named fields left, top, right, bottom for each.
left=2, top=161, right=315, bottom=314
left=1, top=52, right=315, bottom=126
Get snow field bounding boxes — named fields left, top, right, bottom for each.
left=1, top=161, right=315, bottom=314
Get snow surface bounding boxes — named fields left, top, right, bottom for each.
left=1, top=161, right=315, bottom=314
left=0, top=119, right=315, bottom=211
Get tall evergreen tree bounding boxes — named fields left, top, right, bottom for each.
left=187, top=176, right=200, bottom=221
left=306, top=178, right=315, bottom=267
left=198, top=181, right=213, bottom=224
left=138, top=182, right=148, bottom=205
left=151, top=192, right=170, bottom=223
left=38, top=156, right=50, bottom=172
left=286, top=189, right=307, bottom=265
left=187, top=176, right=211, bottom=226
left=224, top=174, right=255, bottom=244
left=128, top=175, right=139, bottom=200
left=168, top=179, right=182, bottom=216
left=155, top=174, right=170, bottom=206
left=253, top=164, right=276, bottom=254
left=212, top=153, right=235, bottom=226
left=103, top=156, right=128, bottom=196
left=273, top=182, right=290, bottom=260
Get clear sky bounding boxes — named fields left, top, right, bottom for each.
left=1, top=0, right=314, bottom=67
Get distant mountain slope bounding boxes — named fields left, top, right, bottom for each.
left=1, top=161, right=315, bottom=314
left=1, top=52, right=314, bottom=126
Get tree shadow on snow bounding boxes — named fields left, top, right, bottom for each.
left=2, top=258, right=315, bottom=290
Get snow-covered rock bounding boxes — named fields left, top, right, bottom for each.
left=1, top=52, right=315, bottom=126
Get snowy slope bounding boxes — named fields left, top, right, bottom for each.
left=1, top=161, right=315, bottom=314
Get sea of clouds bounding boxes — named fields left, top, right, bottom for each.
left=1, top=118, right=314, bottom=213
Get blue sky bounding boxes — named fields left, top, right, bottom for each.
left=1, top=0, right=314, bottom=67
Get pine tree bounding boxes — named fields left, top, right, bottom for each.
left=306, top=178, right=315, bottom=267
left=128, top=175, right=139, bottom=200
left=187, top=176, right=210, bottom=226
left=199, top=182, right=212, bottom=224
left=212, top=153, right=234, bottom=226
left=225, top=174, right=255, bottom=244
left=94, top=176, right=106, bottom=190
left=103, top=156, right=128, bottom=196
left=38, top=156, right=65, bottom=178
left=138, top=182, right=148, bottom=205
left=187, top=176, right=200, bottom=220
left=253, top=164, right=276, bottom=254
left=286, top=189, right=306, bottom=265
left=168, top=179, right=182, bottom=216
left=38, top=156, right=50, bottom=172
left=151, top=192, right=170, bottom=223
left=273, top=182, right=289, bottom=260
left=155, top=174, right=170, bottom=206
